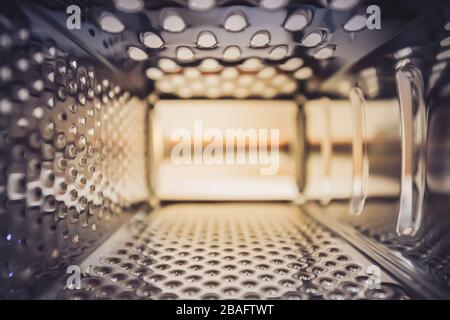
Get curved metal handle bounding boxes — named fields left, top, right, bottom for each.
left=395, top=64, right=427, bottom=237
left=349, top=87, right=369, bottom=216
left=320, top=98, right=332, bottom=206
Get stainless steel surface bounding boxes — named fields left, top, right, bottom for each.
left=1, top=0, right=450, bottom=300
left=54, top=204, right=412, bottom=300
left=0, top=5, right=149, bottom=298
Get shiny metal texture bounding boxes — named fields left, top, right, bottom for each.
left=1, top=0, right=450, bottom=300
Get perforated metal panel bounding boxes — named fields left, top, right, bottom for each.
left=54, top=204, right=411, bottom=300
left=0, top=10, right=149, bottom=298
left=1, top=0, right=450, bottom=300
left=310, top=201, right=450, bottom=296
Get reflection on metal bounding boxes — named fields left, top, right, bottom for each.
left=58, top=203, right=410, bottom=300
left=320, top=99, right=332, bottom=205
left=295, top=103, right=306, bottom=200
left=349, top=87, right=368, bottom=216
left=151, top=100, right=299, bottom=201
left=395, top=65, right=427, bottom=237
left=427, top=108, right=450, bottom=193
